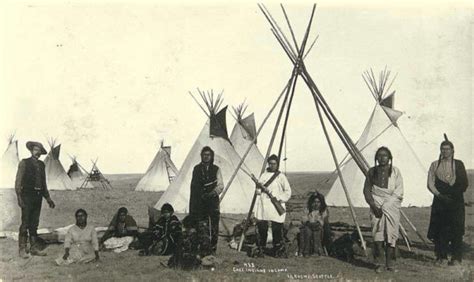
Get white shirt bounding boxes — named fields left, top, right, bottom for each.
left=254, top=171, right=292, bottom=223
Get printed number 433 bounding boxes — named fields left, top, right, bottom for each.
left=244, top=263, right=255, bottom=268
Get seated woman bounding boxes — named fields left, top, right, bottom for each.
left=299, top=191, right=331, bottom=257
left=100, top=207, right=138, bottom=253
left=138, top=203, right=182, bottom=256
left=56, top=209, right=99, bottom=265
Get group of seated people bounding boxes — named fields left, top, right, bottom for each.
left=55, top=191, right=340, bottom=268
left=56, top=203, right=223, bottom=269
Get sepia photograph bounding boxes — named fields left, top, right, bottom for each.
left=0, top=0, right=472, bottom=280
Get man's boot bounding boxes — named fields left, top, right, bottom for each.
left=385, top=246, right=398, bottom=272
left=18, top=233, right=30, bottom=259
left=29, top=236, right=47, bottom=256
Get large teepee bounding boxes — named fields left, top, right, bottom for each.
left=0, top=134, right=20, bottom=189
left=326, top=69, right=432, bottom=207
left=155, top=91, right=256, bottom=214
left=135, top=141, right=179, bottom=192
left=230, top=103, right=265, bottom=175
left=44, top=139, right=75, bottom=191
left=67, top=156, right=94, bottom=189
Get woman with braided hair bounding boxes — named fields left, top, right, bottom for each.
left=427, top=135, right=468, bottom=266
left=363, top=146, right=404, bottom=273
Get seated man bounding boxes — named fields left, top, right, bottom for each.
left=138, top=203, right=182, bottom=256
left=299, top=191, right=331, bottom=257
left=100, top=207, right=138, bottom=253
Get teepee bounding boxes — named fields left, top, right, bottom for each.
left=0, top=134, right=20, bottom=189
left=326, top=69, right=432, bottom=207
left=44, top=139, right=75, bottom=190
left=155, top=91, right=256, bottom=214
left=230, top=103, right=265, bottom=175
left=68, top=156, right=94, bottom=189
left=135, top=141, right=179, bottom=192
left=80, top=159, right=113, bottom=189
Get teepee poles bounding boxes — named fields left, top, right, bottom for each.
left=236, top=5, right=316, bottom=252
left=273, top=3, right=368, bottom=255
left=401, top=210, right=429, bottom=247
left=312, top=84, right=369, bottom=255
left=219, top=77, right=292, bottom=202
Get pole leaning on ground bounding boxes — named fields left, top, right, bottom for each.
left=218, top=78, right=292, bottom=202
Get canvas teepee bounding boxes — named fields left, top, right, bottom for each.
left=326, top=69, right=432, bottom=207
left=230, top=103, right=265, bottom=176
left=68, top=156, right=94, bottom=189
left=155, top=91, right=256, bottom=214
left=0, top=134, right=20, bottom=189
left=44, top=139, right=75, bottom=191
left=80, top=159, right=113, bottom=189
left=135, top=141, right=179, bottom=192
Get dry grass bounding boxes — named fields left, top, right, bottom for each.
left=0, top=171, right=473, bottom=281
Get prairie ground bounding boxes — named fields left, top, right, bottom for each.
left=0, top=171, right=472, bottom=281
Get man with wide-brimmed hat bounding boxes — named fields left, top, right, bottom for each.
left=427, top=134, right=469, bottom=266
left=15, top=141, right=56, bottom=259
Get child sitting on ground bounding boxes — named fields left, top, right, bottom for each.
left=138, top=203, right=182, bottom=256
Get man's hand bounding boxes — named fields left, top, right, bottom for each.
left=46, top=198, right=55, bottom=209
left=17, top=197, right=24, bottom=208
left=371, top=205, right=383, bottom=218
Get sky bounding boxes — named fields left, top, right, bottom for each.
left=0, top=0, right=472, bottom=173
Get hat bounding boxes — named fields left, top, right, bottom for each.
left=26, top=141, right=47, bottom=155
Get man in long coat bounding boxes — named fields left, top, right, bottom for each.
left=189, top=146, right=223, bottom=255
left=427, top=136, right=468, bottom=266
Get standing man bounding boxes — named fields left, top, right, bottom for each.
left=15, top=141, right=55, bottom=258
left=363, top=147, right=403, bottom=273
left=189, top=146, right=223, bottom=255
left=427, top=135, right=468, bottom=266
left=254, top=154, right=292, bottom=257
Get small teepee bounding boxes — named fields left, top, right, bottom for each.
left=135, top=141, right=179, bottom=192
left=230, top=103, right=265, bottom=175
left=68, top=156, right=94, bottom=189
left=155, top=90, right=256, bottom=214
left=80, top=159, right=113, bottom=189
left=326, top=69, right=432, bottom=207
left=44, top=139, right=75, bottom=190
left=0, top=134, right=20, bottom=189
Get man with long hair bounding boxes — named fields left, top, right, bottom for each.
left=427, top=135, right=468, bottom=266
left=189, top=146, right=224, bottom=255
left=363, top=146, right=403, bottom=273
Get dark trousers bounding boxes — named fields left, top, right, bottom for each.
left=19, top=193, right=43, bottom=249
left=435, top=235, right=463, bottom=261
left=257, top=220, right=283, bottom=248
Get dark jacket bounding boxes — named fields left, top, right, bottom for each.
left=189, top=163, right=221, bottom=217
left=15, top=157, right=50, bottom=199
